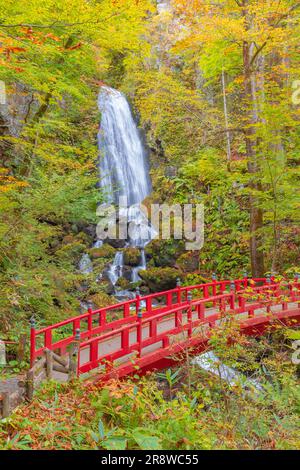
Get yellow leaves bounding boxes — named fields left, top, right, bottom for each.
left=0, top=168, right=29, bottom=193
left=172, top=0, right=300, bottom=58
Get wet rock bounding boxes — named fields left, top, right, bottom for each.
left=106, top=238, right=127, bottom=249
left=122, top=266, right=133, bottom=281
left=81, top=224, right=97, bottom=240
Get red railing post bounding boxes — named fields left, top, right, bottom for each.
left=90, top=337, right=98, bottom=368
left=146, top=297, right=152, bottom=313
left=135, top=287, right=140, bottom=314
left=230, top=281, right=235, bottom=310
left=121, top=328, right=129, bottom=352
left=176, top=278, right=182, bottom=304
left=212, top=273, right=217, bottom=306
left=30, top=316, right=36, bottom=367
left=137, top=306, right=143, bottom=358
left=45, top=329, right=52, bottom=351
left=124, top=303, right=130, bottom=318
left=100, top=309, right=106, bottom=326
left=87, top=301, right=93, bottom=338
left=187, top=292, right=193, bottom=337
left=293, top=273, right=300, bottom=303
left=198, top=301, right=205, bottom=320
left=69, top=328, right=80, bottom=379
left=166, top=291, right=172, bottom=307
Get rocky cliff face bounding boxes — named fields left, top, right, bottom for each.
left=0, top=83, right=36, bottom=137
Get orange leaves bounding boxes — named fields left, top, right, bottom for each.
left=105, top=379, right=135, bottom=399
left=66, top=42, right=82, bottom=51
left=44, top=33, right=61, bottom=42
left=18, top=27, right=62, bottom=45
left=0, top=168, right=29, bottom=193
left=0, top=26, right=64, bottom=72
left=0, top=37, right=26, bottom=60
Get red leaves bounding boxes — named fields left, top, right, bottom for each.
left=0, top=45, right=25, bottom=59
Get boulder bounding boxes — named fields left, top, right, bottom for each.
left=139, top=267, right=181, bottom=293
left=89, top=244, right=116, bottom=259
left=145, top=239, right=185, bottom=267
left=176, top=251, right=199, bottom=273
left=106, top=238, right=127, bottom=249
left=115, top=276, right=131, bottom=290
left=123, top=247, right=141, bottom=267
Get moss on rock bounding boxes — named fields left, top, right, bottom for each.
left=123, top=247, right=141, bottom=266
left=139, top=267, right=181, bottom=292
left=176, top=251, right=199, bottom=273
left=89, top=292, right=117, bottom=309
left=145, top=240, right=185, bottom=267
left=89, top=244, right=116, bottom=259
left=115, top=276, right=131, bottom=290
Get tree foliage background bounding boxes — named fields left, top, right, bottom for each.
left=0, top=0, right=299, bottom=333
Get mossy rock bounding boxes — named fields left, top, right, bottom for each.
left=176, top=251, right=199, bottom=273
left=76, top=231, right=92, bottom=245
left=139, top=267, right=181, bottom=293
left=145, top=239, right=185, bottom=267
left=55, top=241, right=85, bottom=262
left=62, top=234, right=76, bottom=246
left=89, top=244, right=116, bottom=259
left=123, top=247, right=141, bottom=266
left=89, top=292, right=117, bottom=309
left=115, top=276, right=131, bottom=290
left=139, top=285, right=150, bottom=295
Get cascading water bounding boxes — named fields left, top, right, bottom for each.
left=98, top=86, right=151, bottom=207
left=132, top=249, right=147, bottom=283
left=97, top=86, right=155, bottom=287
left=107, top=251, right=124, bottom=286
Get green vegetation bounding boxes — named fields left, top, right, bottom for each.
left=123, top=247, right=141, bottom=267
left=0, top=0, right=300, bottom=452
left=1, top=324, right=299, bottom=450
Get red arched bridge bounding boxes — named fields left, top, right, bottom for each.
left=30, top=276, right=300, bottom=381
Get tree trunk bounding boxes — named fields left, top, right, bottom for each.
left=242, top=32, right=265, bottom=278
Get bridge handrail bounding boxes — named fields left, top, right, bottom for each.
left=78, top=285, right=292, bottom=351
left=29, top=277, right=278, bottom=365
left=77, top=282, right=300, bottom=375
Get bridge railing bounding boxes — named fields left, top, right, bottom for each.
left=29, top=277, right=275, bottom=366
left=77, top=281, right=300, bottom=376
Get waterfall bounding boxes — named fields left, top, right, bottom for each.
left=98, top=86, right=155, bottom=287
left=131, top=249, right=147, bottom=283
left=107, top=251, right=124, bottom=286
left=98, top=86, right=151, bottom=206
left=78, top=253, right=93, bottom=275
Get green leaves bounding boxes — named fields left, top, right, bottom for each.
left=131, top=428, right=161, bottom=450
left=90, top=419, right=128, bottom=450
